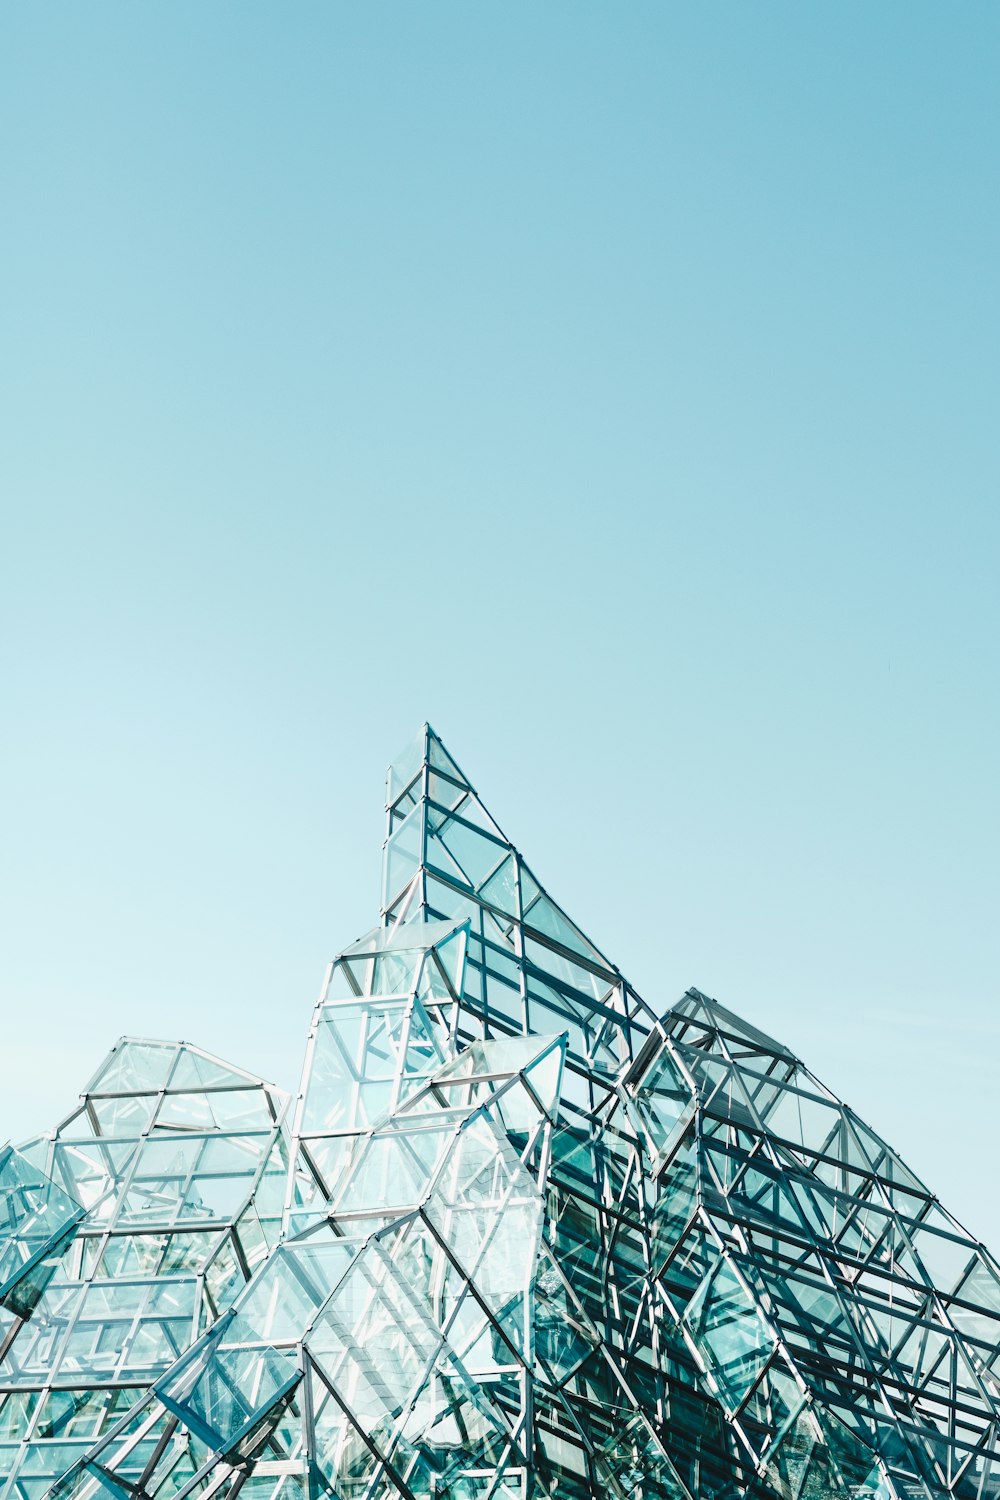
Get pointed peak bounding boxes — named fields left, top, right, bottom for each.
left=426, top=725, right=473, bottom=790
left=386, top=724, right=477, bottom=808
left=381, top=727, right=625, bottom=1046
left=669, top=989, right=797, bottom=1064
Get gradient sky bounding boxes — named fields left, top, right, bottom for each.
left=2, top=6, right=998, bottom=1241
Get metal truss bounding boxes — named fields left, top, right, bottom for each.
left=2, top=726, right=998, bottom=1500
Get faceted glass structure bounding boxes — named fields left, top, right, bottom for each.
left=2, top=725, right=999, bottom=1500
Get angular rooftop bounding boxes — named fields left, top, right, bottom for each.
left=1, top=727, right=996, bottom=1500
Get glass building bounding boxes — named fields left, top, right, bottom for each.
left=2, top=726, right=999, bottom=1500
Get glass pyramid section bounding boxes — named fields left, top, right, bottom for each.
left=3, top=725, right=999, bottom=1500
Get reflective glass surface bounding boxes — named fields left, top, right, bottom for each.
left=4, top=727, right=999, bottom=1500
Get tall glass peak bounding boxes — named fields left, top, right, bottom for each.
left=0, top=728, right=995, bottom=1500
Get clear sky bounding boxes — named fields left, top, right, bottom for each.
left=2, top=6, right=998, bottom=1241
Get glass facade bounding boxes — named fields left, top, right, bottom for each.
left=2, top=725, right=999, bottom=1499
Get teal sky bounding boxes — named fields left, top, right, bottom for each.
left=3, top=7, right=998, bottom=1240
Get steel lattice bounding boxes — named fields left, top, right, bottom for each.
left=1, top=727, right=996, bottom=1500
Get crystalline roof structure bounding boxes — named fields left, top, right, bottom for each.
left=3, top=727, right=1000, bottom=1500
